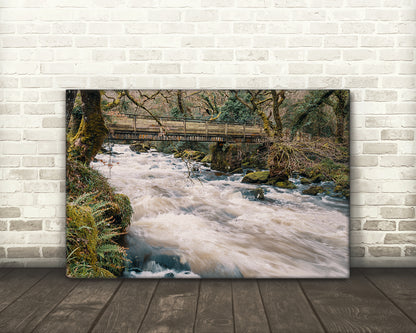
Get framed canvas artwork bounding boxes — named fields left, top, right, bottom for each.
left=66, top=89, right=350, bottom=278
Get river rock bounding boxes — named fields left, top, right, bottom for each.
left=300, top=177, right=312, bottom=185
left=253, top=188, right=265, bottom=200
left=231, top=167, right=243, bottom=174
left=130, top=142, right=150, bottom=154
left=242, top=171, right=270, bottom=184
left=302, top=185, right=325, bottom=196
left=275, top=180, right=297, bottom=189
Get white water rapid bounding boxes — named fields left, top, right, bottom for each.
left=92, top=144, right=349, bottom=278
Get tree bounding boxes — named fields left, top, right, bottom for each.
left=68, top=90, right=108, bottom=165
left=288, top=90, right=349, bottom=143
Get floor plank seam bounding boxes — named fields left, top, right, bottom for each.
left=0, top=269, right=52, bottom=317
left=256, top=280, right=272, bottom=333
left=361, top=270, right=416, bottom=327
left=0, top=269, right=13, bottom=280
left=192, top=280, right=202, bottom=333
left=298, top=280, right=328, bottom=333
left=87, top=280, right=124, bottom=333
left=231, top=281, right=236, bottom=333
left=29, top=278, right=81, bottom=333
left=136, top=279, right=160, bottom=333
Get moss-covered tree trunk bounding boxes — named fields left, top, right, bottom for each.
left=66, top=90, right=77, bottom=128
left=69, top=90, right=108, bottom=165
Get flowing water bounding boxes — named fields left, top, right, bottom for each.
left=92, top=144, right=349, bottom=278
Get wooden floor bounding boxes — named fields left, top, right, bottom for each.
left=0, top=268, right=415, bottom=333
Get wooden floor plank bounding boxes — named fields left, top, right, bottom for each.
left=362, top=268, right=416, bottom=324
left=32, top=279, right=121, bottom=333
left=232, top=280, right=270, bottom=333
left=91, top=279, right=158, bottom=333
left=195, top=280, right=233, bottom=333
left=258, top=280, right=324, bottom=333
left=0, top=269, right=78, bottom=333
left=0, top=268, right=50, bottom=313
left=0, top=268, right=12, bottom=279
left=301, top=270, right=416, bottom=333
left=138, top=279, right=199, bottom=333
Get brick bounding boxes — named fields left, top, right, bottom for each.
left=184, top=10, right=218, bottom=22
left=233, top=23, right=267, bottom=34
left=39, top=169, right=65, bottom=180
left=326, top=63, right=359, bottom=75
left=385, top=233, right=416, bottom=244
left=364, top=220, right=396, bottom=231
left=343, top=49, right=376, bottom=61
left=74, top=36, right=108, bottom=48
left=42, top=247, right=65, bottom=258
left=268, top=22, right=303, bottom=34
left=147, top=63, right=180, bottom=74
left=350, top=247, right=365, bottom=257
left=310, top=23, right=339, bottom=34
left=217, top=36, right=252, bottom=48
left=382, top=77, right=416, bottom=89
left=399, top=221, right=416, bottom=231
left=7, top=169, right=37, bottom=180
left=381, top=129, right=414, bottom=141
left=350, top=219, right=362, bottom=231
left=365, top=116, right=400, bottom=128
left=38, top=36, right=73, bottom=47
left=9, top=220, right=42, bottom=231
left=23, top=104, right=55, bottom=115
left=7, top=247, right=40, bottom=258
left=404, top=247, right=416, bottom=256
left=236, top=50, right=268, bottom=61
left=0, top=207, right=20, bottom=218
left=201, top=50, right=234, bottom=61
left=344, top=77, right=378, bottom=88
left=0, top=156, right=20, bottom=167
left=42, top=117, right=64, bottom=128
left=381, top=207, right=414, bottom=219
left=288, top=36, right=322, bottom=47
left=380, top=156, right=415, bottom=167
left=289, top=63, right=322, bottom=74
left=24, top=129, right=62, bottom=141
left=368, top=246, right=401, bottom=257
left=379, top=49, right=414, bottom=61
left=405, top=196, right=416, bottom=206
left=125, top=23, right=159, bottom=34
left=341, top=22, right=375, bottom=34
left=148, top=10, right=181, bottom=21
left=0, top=181, right=21, bottom=193
left=362, top=143, right=397, bottom=154
left=325, top=36, right=358, bottom=48
left=361, top=36, right=395, bottom=47
left=0, top=221, right=7, bottom=231
left=350, top=156, right=378, bottom=167
left=182, top=36, right=215, bottom=48
left=129, top=50, right=162, bottom=61
left=92, top=49, right=126, bottom=62
left=160, top=23, right=195, bottom=34
left=307, top=49, right=340, bottom=61
left=24, top=182, right=59, bottom=193
left=0, top=129, right=21, bottom=141
left=197, top=23, right=232, bottom=35
left=308, top=77, right=342, bottom=89
left=0, top=248, right=5, bottom=258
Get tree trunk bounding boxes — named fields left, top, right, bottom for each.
left=68, top=90, right=108, bottom=165
left=66, top=90, right=77, bottom=128
left=271, top=90, right=284, bottom=139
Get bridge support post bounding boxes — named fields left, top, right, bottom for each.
left=133, top=116, right=136, bottom=132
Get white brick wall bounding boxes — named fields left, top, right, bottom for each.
left=0, top=0, right=415, bottom=268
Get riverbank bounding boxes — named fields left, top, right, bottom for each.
left=66, top=159, right=133, bottom=278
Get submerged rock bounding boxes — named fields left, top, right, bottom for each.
left=253, top=188, right=265, bottom=200
left=242, top=171, right=270, bottom=184
left=302, top=185, right=325, bottom=196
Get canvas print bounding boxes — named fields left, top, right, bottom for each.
left=66, top=89, right=350, bottom=278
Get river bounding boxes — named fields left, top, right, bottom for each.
left=92, top=144, right=349, bottom=278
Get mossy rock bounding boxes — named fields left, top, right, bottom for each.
left=302, top=185, right=325, bottom=196
left=311, top=174, right=325, bottom=183
left=300, top=178, right=312, bottom=185
left=275, top=180, right=297, bottom=189
left=113, top=193, right=133, bottom=232
left=174, top=151, right=182, bottom=158
left=231, top=167, right=243, bottom=174
left=253, top=188, right=265, bottom=200
left=242, top=171, right=270, bottom=184
left=130, top=142, right=150, bottom=154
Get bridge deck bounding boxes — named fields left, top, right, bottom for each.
left=106, top=116, right=266, bottom=143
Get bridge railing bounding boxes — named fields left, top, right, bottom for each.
left=105, top=114, right=265, bottom=139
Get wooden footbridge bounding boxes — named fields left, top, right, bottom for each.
left=107, top=114, right=266, bottom=143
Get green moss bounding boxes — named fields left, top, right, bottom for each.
left=114, top=193, right=133, bottom=232
left=300, top=178, right=312, bottom=185
left=242, top=171, right=270, bottom=184
left=201, top=154, right=212, bottom=164
left=275, top=180, right=297, bottom=189
left=66, top=204, right=100, bottom=275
